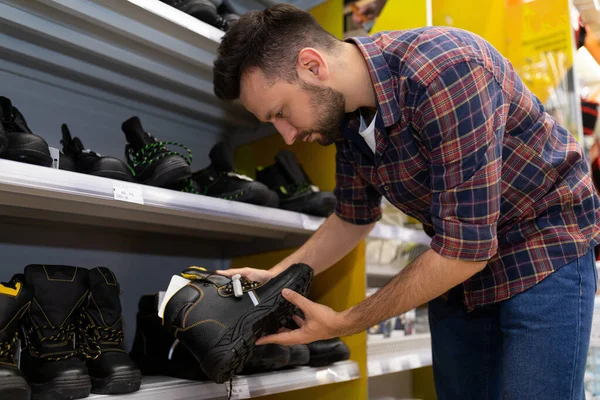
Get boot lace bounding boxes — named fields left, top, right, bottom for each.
left=76, top=310, right=125, bottom=360
left=0, top=329, right=18, bottom=363
left=125, top=140, right=193, bottom=171
left=26, top=321, right=77, bottom=361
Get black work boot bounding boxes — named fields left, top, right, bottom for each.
left=306, top=338, right=350, bottom=367
left=0, top=121, right=7, bottom=155
left=61, top=125, right=134, bottom=182
left=0, top=96, right=52, bottom=167
left=130, top=294, right=208, bottom=381
left=256, top=151, right=336, bottom=217
left=241, top=344, right=289, bottom=374
left=122, top=116, right=192, bottom=188
left=187, top=142, right=278, bottom=207
left=0, top=274, right=33, bottom=400
left=160, top=0, right=230, bottom=30
left=162, top=264, right=313, bottom=383
left=20, top=265, right=91, bottom=400
left=78, top=267, right=142, bottom=394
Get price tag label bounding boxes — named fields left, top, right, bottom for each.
left=300, top=214, right=324, bottom=231
left=368, top=360, right=383, bottom=376
left=113, top=182, right=144, bottom=205
left=408, top=354, right=421, bottom=369
left=389, top=357, right=403, bottom=372
left=227, top=378, right=250, bottom=399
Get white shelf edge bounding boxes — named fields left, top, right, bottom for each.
left=367, top=334, right=432, bottom=377
left=125, top=0, right=224, bottom=44
left=369, top=224, right=432, bottom=245
left=366, top=264, right=403, bottom=278
left=88, top=361, right=359, bottom=399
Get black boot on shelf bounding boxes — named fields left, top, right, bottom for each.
left=161, top=0, right=230, bottom=30
left=0, top=96, right=53, bottom=167
left=122, top=116, right=192, bottom=189
left=58, top=151, right=76, bottom=172
left=78, top=267, right=142, bottom=395
left=20, top=265, right=91, bottom=400
left=256, top=151, right=336, bottom=217
left=287, top=344, right=310, bottom=368
left=306, top=338, right=350, bottom=367
left=0, top=274, right=33, bottom=400
left=162, top=264, right=313, bottom=384
left=0, top=121, right=8, bottom=156
left=241, top=344, right=290, bottom=374
left=61, top=124, right=134, bottom=182
left=186, top=141, right=278, bottom=207
left=130, top=294, right=209, bottom=381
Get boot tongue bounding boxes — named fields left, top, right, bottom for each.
left=122, top=116, right=155, bottom=150
left=88, top=267, right=121, bottom=326
left=275, top=151, right=312, bottom=185
left=209, top=141, right=234, bottom=172
left=180, top=266, right=231, bottom=287
left=24, top=265, right=89, bottom=328
left=0, top=97, right=32, bottom=134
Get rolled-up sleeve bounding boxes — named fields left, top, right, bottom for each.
left=413, top=62, right=506, bottom=261
left=334, top=140, right=382, bottom=225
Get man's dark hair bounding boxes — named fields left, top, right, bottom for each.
left=213, top=4, right=340, bottom=101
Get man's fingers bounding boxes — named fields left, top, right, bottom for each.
left=292, top=315, right=305, bottom=327
left=256, top=329, right=307, bottom=346
left=215, top=269, right=240, bottom=277
left=282, top=289, right=312, bottom=312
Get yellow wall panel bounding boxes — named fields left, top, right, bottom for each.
left=372, top=0, right=428, bottom=32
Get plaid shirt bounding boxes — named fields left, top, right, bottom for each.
left=336, top=27, right=600, bottom=310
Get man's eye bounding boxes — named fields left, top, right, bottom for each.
left=276, top=110, right=284, bottom=118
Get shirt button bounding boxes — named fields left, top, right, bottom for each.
left=384, top=185, right=390, bottom=191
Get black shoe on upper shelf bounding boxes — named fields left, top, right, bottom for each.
left=306, top=338, right=351, bottom=367
left=0, top=96, right=53, bottom=167
left=130, top=293, right=209, bottom=381
left=186, top=141, right=279, bottom=207
left=0, top=121, right=7, bottom=156
left=122, top=116, right=192, bottom=189
left=78, top=267, right=142, bottom=395
left=256, top=150, right=336, bottom=217
left=162, top=264, right=313, bottom=384
left=241, top=344, right=290, bottom=374
left=61, top=124, right=134, bottom=182
left=0, top=274, right=33, bottom=400
left=20, top=265, right=92, bottom=400
left=161, top=0, right=231, bottom=31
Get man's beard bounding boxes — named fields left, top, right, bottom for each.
left=296, top=81, right=346, bottom=146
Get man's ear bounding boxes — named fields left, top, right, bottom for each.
left=297, top=48, right=329, bottom=82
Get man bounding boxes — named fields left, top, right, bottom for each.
left=213, top=4, right=600, bottom=399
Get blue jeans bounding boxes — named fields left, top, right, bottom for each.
left=429, top=249, right=598, bottom=400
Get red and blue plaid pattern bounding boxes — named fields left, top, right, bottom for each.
left=336, top=27, right=600, bottom=310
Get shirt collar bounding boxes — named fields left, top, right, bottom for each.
left=345, top=35, right=401, bottom=128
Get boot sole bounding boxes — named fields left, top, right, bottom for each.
left=91, top=370, right=142, bottom=395
left=83, top=158, right=134, bottom=182
left=0, top=375, right=31, bottom=400
left=30, top=374, right=91, bottom=400
left=201, top=270, right=312, bottom=384
left=0, top=133, right=7, bottom=154
left=139, top=156, right=191, bottom=189
left=1, top=132, right=52, bottom=167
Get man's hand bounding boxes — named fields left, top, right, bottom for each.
left=216, top=268, right=273, bottom=284
left=256, top=289, right=347, bottom=346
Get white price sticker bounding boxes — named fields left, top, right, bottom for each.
left=408, top=354, right=421, bottom=369
left=368, top=360, right=383, bottom=376
left=389, top=357, right=403, bottom=372
left=113, top=182, right=144, bottom=205
left=300, top=214, right=324, bottom=231
left=227, top=378, right=250, bottom=399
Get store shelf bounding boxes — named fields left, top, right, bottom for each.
left=366, top=264, right=403, bottom=278
left=0, top=0, right=255, bottom=128
left=369, top=224, right=432, bottom=246
left=88, top=361, right=359, bottom=399
left=0, top=160, right=430, bottom=252
left=367, top=334, right=432, bottom=377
